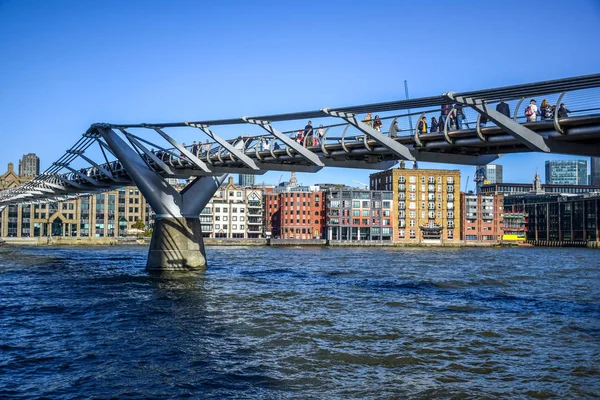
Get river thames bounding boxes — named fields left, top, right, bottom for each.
left=0, top=245, right=599, bottom=398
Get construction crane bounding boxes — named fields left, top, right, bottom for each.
left=352, top=180, right=369, bottom=189
left=277, top=174, right=283, bottom=185
left=404, top=80, right=413, bottom=131
left=464, top=175, right=470, bottom=193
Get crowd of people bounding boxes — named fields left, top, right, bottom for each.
left=524, top=99, right=571, bottom=122
left=168, top=99, right=574, bottom=158
left=293, top=120, right=326, bottom=147
left=413, top=99, right=572, bottom=135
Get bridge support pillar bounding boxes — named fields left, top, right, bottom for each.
left=147, top=217, right=207, bottom=271
left=97, top=127, right=226, bottom=272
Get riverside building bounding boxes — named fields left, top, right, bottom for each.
left=460, top=193, right=504, bottom=242
left=370, top=168, right=461, bottom=244
left=0, top=186, right=148, bottom=238
left=264, top=185, right=325, bottom=239
left=1, top=162, right=149, bottom=238
left=480, top=171, right=600, bottom=196
left=325, top=187, right=393, bottom=242
left=545, top=160, right=588, bottom=185
left=199, top=177, right=264, bottom=239
left=504, top=193, right=600, bottom=242
left=18, top=153, right=40, bottom=178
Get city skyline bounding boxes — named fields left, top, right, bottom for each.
left=1, top=1, right=599, bottom=189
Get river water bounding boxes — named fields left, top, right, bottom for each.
left=0, top=245, right=599, bottom=398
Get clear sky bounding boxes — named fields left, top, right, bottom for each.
left=1, top=0, right=599, bottom=189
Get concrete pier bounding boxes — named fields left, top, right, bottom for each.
left=147, top=217, right=207, bottom=271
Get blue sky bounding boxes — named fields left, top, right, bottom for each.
left=1, top=0, right=599, bottom=189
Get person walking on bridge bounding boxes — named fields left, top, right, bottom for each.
left=430, top=117, right=439, bottom=133
left=540, top=99, right=554, bottom=121
left=525, top=99, right=540, bottom=122
left=418, top=116, right=428, bottom=134
left=304, top=120, right=314, bottom=146
left=496, top=101, right=511, bottom=118
left=557, top=103, right=571, bottom=118
left=373, top=115, right=382, bottom=132
left=363, top=112, right=373, bottom=128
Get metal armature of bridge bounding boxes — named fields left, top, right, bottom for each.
left=1, top=73, right=600, bottom=271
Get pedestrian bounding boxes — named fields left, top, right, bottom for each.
left=389, top=120, right=400, bottom=138
left=373, top=115, right=382, bottom=132
left=203, top=139, right=211, bottom=156
left=191, top=141, right=198, bottom=155
left=273, top=142, right=280, bottom=150
left=180, top=143, right=186, bottom=158
left=448, top=113, right=456, bottom=131
left=539, top=99, right=554, bottom=120
left=417, top=116, right=428, bottom=134
left=363, top=112, right=373, bottom=127
left=455, top=106, right=466, bottom=130
left=430, top=117, right=439, bottom=133
left=304, top=120, right=314, bottom=146
left=296, top=129, right=304, bottom=145
left=496, top=101, right=511, bottom=118
left=557, top=103, right=571, bottom=118
left=524, top=99, right=540, bottom=122
left=440, top=103, right=452, bottom=128
left=264, top=138, right=270, bottom=151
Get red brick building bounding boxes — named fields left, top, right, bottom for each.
left=460, top=193, right=504, bottom=242
left=264, top=188, right=325, bottom=239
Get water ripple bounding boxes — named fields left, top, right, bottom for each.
left=0, top=245, right=599, bottom=398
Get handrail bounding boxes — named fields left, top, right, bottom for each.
left=554, top=91, right=567, bottom=134
left=414, top=112, right=426, bottom=147
left=443, top=106, right=456, bottom=144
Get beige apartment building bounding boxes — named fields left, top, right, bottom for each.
left=370, top=168, right=461, bottom=244
left=1, top=162, right=148, bottom=238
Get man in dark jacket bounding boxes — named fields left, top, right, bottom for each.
left=557, top=103, right=571, bottom=118
left=496, top=101, right=511, bottom=118
left=304, top=120, right=314, bottom=146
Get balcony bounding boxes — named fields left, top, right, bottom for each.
left=247, top=201, right=262, bottom=208
left=248, top=226, right=262, bottom=232
left=247, top=218, right=263, bottom=225
left=398, top=184, right=406, bottom=191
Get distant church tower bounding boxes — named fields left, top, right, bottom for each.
left=533, top=171, right=543, bottom=194
left=289, top=172, right=298, bottom=188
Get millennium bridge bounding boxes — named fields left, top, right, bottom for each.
left=1, top=74, right=599, bottom=270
